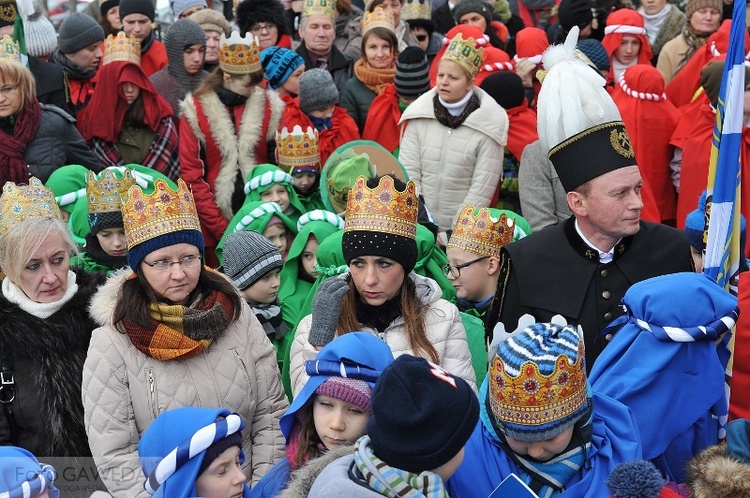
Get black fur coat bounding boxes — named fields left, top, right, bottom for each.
left=0, top=269, right=105, bottom=457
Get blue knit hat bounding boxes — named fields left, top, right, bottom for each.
left=138, top=407, right=247, bottom=498
left=685, top=190, right=747, bottom=254
left=577, top=38, right=610, bottom=71
left=489, top=323, right=589, bottom=442
left=0, top=447, right=59, bottom=498
left=261, top=46, right=305, bottom=90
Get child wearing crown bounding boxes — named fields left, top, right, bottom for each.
left=180, top=31, right=285, bottom=267
left=277, top=126, right=325, bottom=212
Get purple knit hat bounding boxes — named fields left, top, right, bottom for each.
left=315, top=376, right=373, bottom=413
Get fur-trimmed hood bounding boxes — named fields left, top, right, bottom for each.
left=88, top=267, right=133, bottom=327
left=278, top=444, right=355, bottom=498
left=687, top=443, right=750, bottom=498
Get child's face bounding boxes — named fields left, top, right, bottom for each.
left=301, top=236, right=319, bottom=279
left=96, top=227, right=128, bottom=257
left=242, top=268, right=281, bottom=304
left=263, top=224, right=289, bottom=255
left=504, top=427, right=575, bottom=462
left=293, top=171, right=318, bottom=193
left=195, top=445, right=245, bottom=498
left=445, top=247, right=494, bottom=303
left=260, top=184, right=290, bottom=212
left=312, top=394, right=370, bottom=450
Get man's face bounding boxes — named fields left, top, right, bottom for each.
left=299, top=14, right=335, bottom=56
left=122, top=13, right=152, bottom=42
left=204, top=31, right=221, bottom=63
left=65, top=42, right=103, bottom=72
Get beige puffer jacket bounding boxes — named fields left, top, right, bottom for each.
left=82, top=270, right=288, bottom=497
left=289, top=273, right=477, bottom=396
left=398, top=87, right=508, bottom=231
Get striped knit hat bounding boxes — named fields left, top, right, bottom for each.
left=222, top=230, right=282, bottom=290
left=395, top=47, right=430, bottom=99
left=0, top=447, right=59, bottom=498
left=316, top=376, right=373, bottom=413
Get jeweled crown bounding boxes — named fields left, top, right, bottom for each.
left=219, top=31, right=261, bottom=75
left=344, top=175, right=418, bottom=240
left=488, top=340, right=587, bottom=430
left=401, top=0, right=430, bottom=20
left=449, top=205, right=514, bottom=257
left=361, top=7, right=395, bottom=35
left=87, top=169, right=136, bottom=215
left=302, top=0, right=335, bottom=18
left=0, top=177, right=63, bottom=237
left=442, top=33, right=484, bottom=78
left=102, top=32, right=141, bottom=66
left=0, top=35, right=20, bottom=63
left=277, top=125, right=321, bottom=172
left=122, top=178, right=202, bottom=250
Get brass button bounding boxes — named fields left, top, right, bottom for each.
left=602, top=291, right=611, bottom=299
left=605, top=333, right=613, bottom=341
left=600, top=269, right=608, bottom=278
left=604, top=312, right=613, bottom=321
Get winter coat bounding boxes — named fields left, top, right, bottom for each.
left=340, top=76, right=376, bottom=134
left=82, top=270, right=288, bottom=498
left=296, top=43, right=356, bottom=94
left=642, top=5, right=685, bottom=62
left=398, top=87, right=508, bottom=230
left=28, top=56, right=69, bottom=114
left=517, top=139, right=571, bottom=232
left=686, top=443, right=750, bottom=498
left=22, top=104, right=102, bottom=183
left=0, top=270, right=104, bottom=457
left=656, top=33, right=690, bottom=85
left=289, top=272, right=477, bottom=396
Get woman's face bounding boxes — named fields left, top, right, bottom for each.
left=459, top=11, right=487, bottom=33
left=205, top=31, right=221, bottom=64
left=349, top=255, right=404, bottom=306
left=0, top=77, right=23, bottom=117
left=96, top=227, right=127, bottom=257
left=251, top=22, right=280, bottom=48
left=614, top=35, right=641, bottom=65
left=436, top=59, right=474, bottom=104
left=16, top=232, right=70, bottom=304
left=119, top=81, right=140, bottom=105
left=106, top=6, right=122, bottom=29
left=375, top=0, right=402, bottom=25
left=280, top=64, right=305, bottom=96
left=690, top=7, right=721, bottom=34
left=364, top=34, right=394, bottom=69
left=300, top=235, right=319, bottom=279
left=222, top=73, right=257, bottom=97
left=140, top=243, right=202, bottom=305
left=640, top=0, right=668, bottom=15
left=194, top=446, right=246, bottom=498
left=312, top=394, right=370, bottom=450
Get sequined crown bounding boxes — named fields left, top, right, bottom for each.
left=361, top=7, right=395, bottom=35
left=122, top=178, right=202, bottom=250
left=302, top=0, right=335, bottom=18
left=449, top=206, right=515, bottom=257
left=0, top=35, right=20, bottom=63
left=87, top=169, right=136, bottom=214
left=489, top=340, right=587, bottom=431
left=442, top=33, right=484, bottom=78
left=102, top=32, right=141, bottom=66
left=219, top=31, right=261, bottom=75
left=401, top=0, right=430, bottom=21
left=344, top=175, right=418, bottom=240
left=277, top=125, right=321, bottom=171
left=0, top=177, right=62, bottom=237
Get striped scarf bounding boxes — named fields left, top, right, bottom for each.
left=123, top=289, right=234, bottom=360
left=354, top=436, right=449, bottom=498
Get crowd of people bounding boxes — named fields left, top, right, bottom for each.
left=1, top=0, right=750, bottom=495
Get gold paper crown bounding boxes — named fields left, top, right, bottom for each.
left=0, top=177, right=63, bottom=238
left=344, top=175, right=418, bottom=240
left=302, top=0, right=335, bottom=18
left=277, top=125, right=321, bottom=171
left=102, top=32, right=141, bottom=66
left=0, top=35, right=20, bottom=63
left=122, top=178, right=202, bottom=250
left=442, top=33, right=484, bottom=78
left=448, top=206, right=515, bottom=257
left=361, top=7, right=395, bottom=35
left=87, top=169, right=136, bottom=215
left=219, top=31, right=261, bottom=75
left=401, top=0, right=431, bottom=21
left=488, top=341, right=587, bottom=429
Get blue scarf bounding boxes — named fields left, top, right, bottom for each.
left=307, top=114, right=332, bottom=131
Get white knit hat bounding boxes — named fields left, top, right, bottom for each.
left=23, top=2, right=58, bottom=58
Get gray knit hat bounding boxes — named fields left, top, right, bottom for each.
left=58, top=12, right=105, bottom=54
left=172, top=0, right=207, bottom=19
left=23, top=2, right=58, bottom=58
left=453, top=0, right=492, bottom=27
left=119, top=0, right=155, bottom=21
left=189, top=8, right=230, bottom=35
left=395, top=47, right=429, bottom=99
left=298, top=68, right=339, bottom=113
left=223, top=230, right=283, bottom=290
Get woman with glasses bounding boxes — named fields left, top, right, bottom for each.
left=289, top=174, right=477, bottom=396
left=236, top=0, right=294, bottom=50
left=82, top=178, right=288, bottom=497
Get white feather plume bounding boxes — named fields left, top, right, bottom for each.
left=537, top=26, right=622, bottom=153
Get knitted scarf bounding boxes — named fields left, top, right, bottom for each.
left=354, top=59, right=396, bottom=96
left=0, top=101, right=40, bottom=185
left=249, top=301, right=288, bottom=341
left=678, top=25, right=710, bottom=74
left=354, top=436, right=449, bottom=498
left=432, top=92, right=480, bottom=129
left=123, top=287, right=235, bottom=360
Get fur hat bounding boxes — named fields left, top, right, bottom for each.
left=687, top=440, right=750, bottom=497
left=189, top=8, right=231, bottom=35
left=685, top=0, right=722, bottom=21
left=57, top=12, right=105, bottom=54
left=236, top=0, right=288, bottom=36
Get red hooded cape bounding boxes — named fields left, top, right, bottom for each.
left=362, top=83, right=402, bottom=152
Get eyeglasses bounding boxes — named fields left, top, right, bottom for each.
left=143, top=254, right=202, bottom=271
left=0, top=85, right=18, bottom=97
left=251, top=23, right=278, bottom=34
left=415, top=34, right=428, bottom=42
left=441, top=256, right=488, bottom=278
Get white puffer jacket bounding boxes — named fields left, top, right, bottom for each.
left=398, top=87, right=508, bottom=231
left=82, top=270, right=288, bottom=498
left=289, top=273, right=477, bottom=396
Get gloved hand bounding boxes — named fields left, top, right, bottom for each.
left=308, top=277, right=350, bottom=347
